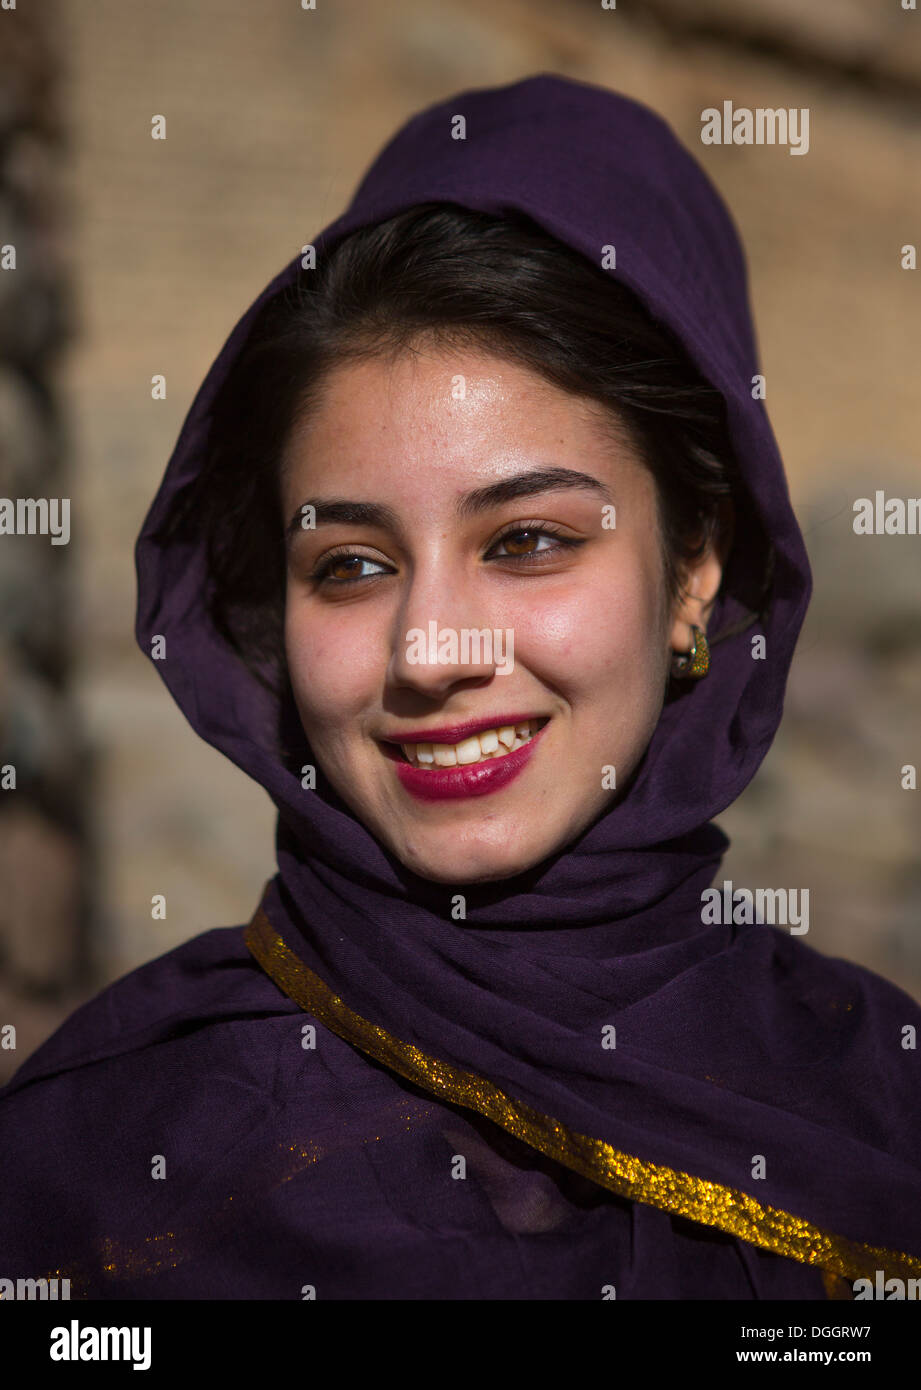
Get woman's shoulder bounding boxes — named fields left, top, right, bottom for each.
left=767, top=924, right=921, bottom=1024
left=0, top=923, right=296, bottom=1099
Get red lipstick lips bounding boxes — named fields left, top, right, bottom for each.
left=383, top=717, right=551, bottom=801
left=381, top=714, right=547, bottom=746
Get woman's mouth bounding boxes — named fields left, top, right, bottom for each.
left=378, top=717, right=551, bottom=801
left=395, top=716, right=549, bottom=768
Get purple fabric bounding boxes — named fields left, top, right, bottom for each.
left=2, top=74, right=919, bottom=1299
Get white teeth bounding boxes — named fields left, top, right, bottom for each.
left=399, top=718, right=546, bottom=768
left=454, top=737, right=483, bottom=766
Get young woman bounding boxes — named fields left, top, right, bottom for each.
left=2, top=73, right=920, bottom=1300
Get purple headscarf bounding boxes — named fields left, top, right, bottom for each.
left=3, top=74, right=920, bottom=1299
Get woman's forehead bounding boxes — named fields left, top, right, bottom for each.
left=280, top=347, right=645, bottom=490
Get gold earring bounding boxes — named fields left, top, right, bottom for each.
left=670, top=625, right=710, bottom=680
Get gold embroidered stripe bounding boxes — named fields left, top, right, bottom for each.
left=245, top=906, right=921, bottom=1284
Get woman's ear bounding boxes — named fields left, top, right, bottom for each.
left=668, top=500, right=734, bottom=653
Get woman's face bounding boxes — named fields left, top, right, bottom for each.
left=281, top=340, right=719, bottom=885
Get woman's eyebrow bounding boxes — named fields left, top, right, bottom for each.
left=456, top=467, right=613, bottom=520
left=285, top=466, right=612, bottom=545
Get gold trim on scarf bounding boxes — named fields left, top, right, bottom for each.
left=245, top=906, right=921, bottom=1285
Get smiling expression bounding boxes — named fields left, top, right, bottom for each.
left=280, top=339, right=718, bottom=885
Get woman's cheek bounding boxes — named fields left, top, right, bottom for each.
left=286, top=608, right=383, bottom=724
left=505, top=576, right=610, bottom=663
left=518, top=569, right=659, bottom=683
left=284, top=606, right=343, bottom=716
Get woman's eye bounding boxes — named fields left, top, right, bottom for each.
left=310, top=527, right=581, bottom=588
left=311, top=553, right=388, bottom=586
left=489, top=527, right=579, bottom=561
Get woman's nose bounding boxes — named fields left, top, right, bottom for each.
left=386, top=570, right=508, bottom=695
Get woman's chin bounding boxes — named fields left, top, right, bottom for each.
left=386, top=827, right=553, bottom=888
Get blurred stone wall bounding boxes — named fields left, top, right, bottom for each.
left=0, top=0, right=918, bottom=1082
left=0, top=1, right=95, bottom=1082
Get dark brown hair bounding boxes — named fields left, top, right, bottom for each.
left=157, top=202, right=768, bottom=697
